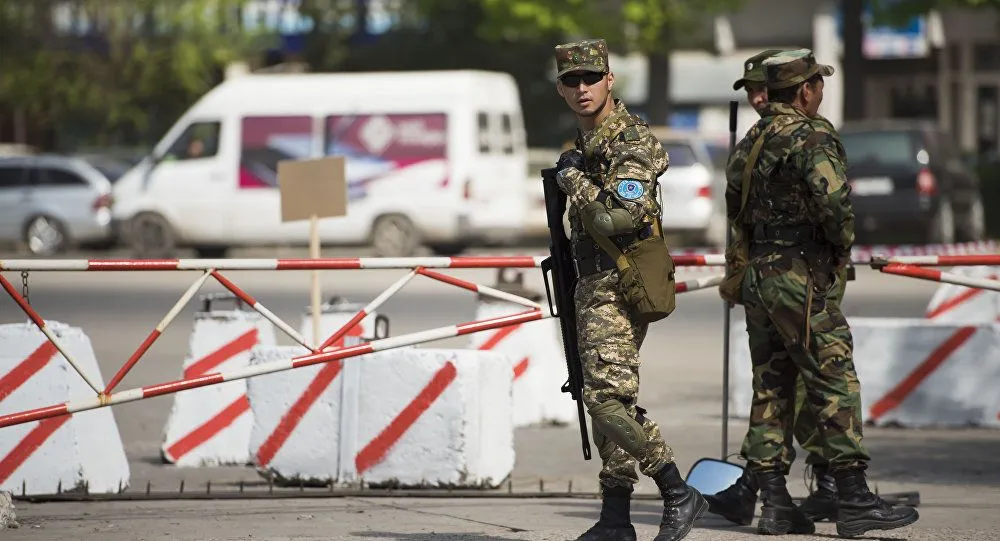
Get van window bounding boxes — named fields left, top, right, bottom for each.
left=840, top=130, right=917, bottom=168
left=500, top=114, right=514, bottom=155
left=164, top=121, right=222, bottom=161
left=477, top=112, right=490, bottom=153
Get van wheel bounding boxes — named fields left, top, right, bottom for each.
left=129, top=212, right=177, bottom=259
left=23, top=215, right=69, bottom=256
left=371, top=214, right=420, bottom=257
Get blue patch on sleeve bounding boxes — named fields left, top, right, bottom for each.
left=616, top=179, right=645, bottom=200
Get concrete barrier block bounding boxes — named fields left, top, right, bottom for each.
left=246, top=345, right=333, bottom=485
left=160, top=306, right=276, bottom=467
left=0, top=322, right=130, bottom=495
left=354, top=348, right=515, bottom=488
left=728, top=317, right=1000, bottom=428
left=470, top=299, right=575, bottom=427
left=0, top=491, right=16, bottom=529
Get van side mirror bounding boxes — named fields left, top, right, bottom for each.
left=684, top=458, right=744, bottom=495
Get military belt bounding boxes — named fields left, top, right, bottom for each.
left=750, top=224, right=820, bottom=245
left=573, top=226, right=653, bottom=277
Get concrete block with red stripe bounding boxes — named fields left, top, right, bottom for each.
left=246, top=300, right=382, bottom=485
left=470, top=295, right=575, bottom=428
left=0, top=322, right=130, bottom=495
left=728, top=317, right=1000, bottom=427
left=925, top=266, right=1000, bottom=323
left=247, top=345, right=515, bottom=488
left=160, top=297, right=276, bottom=467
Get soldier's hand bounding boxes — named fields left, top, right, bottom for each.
left=556, top=149, right=585, bottom=173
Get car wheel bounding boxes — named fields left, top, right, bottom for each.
left=928, top=198, right=956, bottom=245
left=194, top=245, right=230, bottom=259
left=23, top=215, right=69, bottom=256
left=427, top=242, right=468, bottom=256
left=955, top=197, right=986, bottom=242
left=371, top=214, right=420, bottom=257
left=129, top=212, right=178, bottom=259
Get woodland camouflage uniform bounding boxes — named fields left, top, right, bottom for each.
left=724, top=48, right=919, bottom=538
left=706, top=49, right=843, bottom=529
left=553, top=38, right=705, bottom=541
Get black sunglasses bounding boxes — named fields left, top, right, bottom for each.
left=560, top=71, right=606, bottom=88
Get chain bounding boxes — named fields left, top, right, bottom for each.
left=21, top=271, right=30, bottom=305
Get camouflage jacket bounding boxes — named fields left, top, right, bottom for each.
left=557, top=99, right=669, bottom=248
left=725, top=102, right=854, bottom=254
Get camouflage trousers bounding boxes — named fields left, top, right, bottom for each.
left=575, top=269, right=673, bottom=488
left=739, top=251, right=870, bottom=473
left=791, top=268, right=847, bottom=467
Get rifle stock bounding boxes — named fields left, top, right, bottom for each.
left=540, top=166, right=592, bottom=461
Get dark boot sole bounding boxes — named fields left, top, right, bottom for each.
left=757, top=518, right=817, bottom=535
left=836, top=510, right=920, bottom=539
left=705, top=497, right=754, bottom=526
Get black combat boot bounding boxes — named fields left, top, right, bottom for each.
left=755, top=471, right=816, bottom=535
left=833, top=468, right=919, bottom=538
left=575, top=484, right=637, bottom=541
left=704, top=468, right=758, bottom=526
left=799, top=464, right=838, bottom=522
left=650, top=462, right=707, bottom=541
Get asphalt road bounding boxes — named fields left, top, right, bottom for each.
left=3, top=246, right=1000, bottom=540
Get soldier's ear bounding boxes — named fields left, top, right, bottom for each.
left=556, top=80, right=566, bottom=98
left=607, top=72, right=615, bottom=92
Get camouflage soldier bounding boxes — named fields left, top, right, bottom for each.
left=705, top=49, right=840, bottom=527
left=724, top=48, right=919, bottom=537
left=552, top=38, right=706, bottom=541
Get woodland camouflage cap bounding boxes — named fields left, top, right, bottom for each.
left=763, top=48, right=835, bottom=89
left=554, top=39, right=610, bottom=78
left=733, top=49, right=784, bottom=90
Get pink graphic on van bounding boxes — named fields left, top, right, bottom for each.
left=239, top=116, right=314, bottom=189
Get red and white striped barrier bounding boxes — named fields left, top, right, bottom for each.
left=728, top=317, right=1000, bottom=427
left=0, top=322, right=129, bottom=495
left=160, top=297, right=276, bottom=467
left=247, top=346, right=514, bottom=487
left=878, top=264, right=1000, bottom=292
left=469, top=272, right=575, bottom=428
left=925, top=266, right=1000, bottom=323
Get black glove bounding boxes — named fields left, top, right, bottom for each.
left=556, top=149, right=585, bottom=172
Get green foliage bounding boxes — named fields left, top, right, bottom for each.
left=0, top=0, right=275, bottom=149
left=417, top=0, right=744, bottom=54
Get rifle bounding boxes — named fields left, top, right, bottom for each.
left=540, top=166, right=592, bottom=461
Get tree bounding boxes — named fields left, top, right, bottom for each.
left=437, top=0, right=748, bottom=126
left=0, top=0, right=275, bottom=149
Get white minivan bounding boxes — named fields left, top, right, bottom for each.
left=112, top=70, right=529, bottom=258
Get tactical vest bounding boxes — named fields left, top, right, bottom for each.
left=740, top=117, right=819, bottom=230
left=570, top=105, right=662, bottom=246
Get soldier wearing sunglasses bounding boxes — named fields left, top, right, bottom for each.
left=552, top=38, right=706, bottom=541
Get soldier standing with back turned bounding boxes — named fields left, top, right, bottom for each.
left=724, top=48, right=919, bottom=538
left=705, top=48, right=840, bottom=528
left=551, top=38, right=706, bottom=541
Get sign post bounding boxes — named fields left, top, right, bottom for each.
left=277, top=156, right=348, bottom=346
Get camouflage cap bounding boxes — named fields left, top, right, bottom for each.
left=732, top=49, right=784, bottom=90
left=762, top=48, right=835, bottom=90
left=554, top=39, right=609, bottom=79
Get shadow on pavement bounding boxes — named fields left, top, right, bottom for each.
left=863, top=429, right=1000, bottom=487
left=350, top=533, right=527, bottom=541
